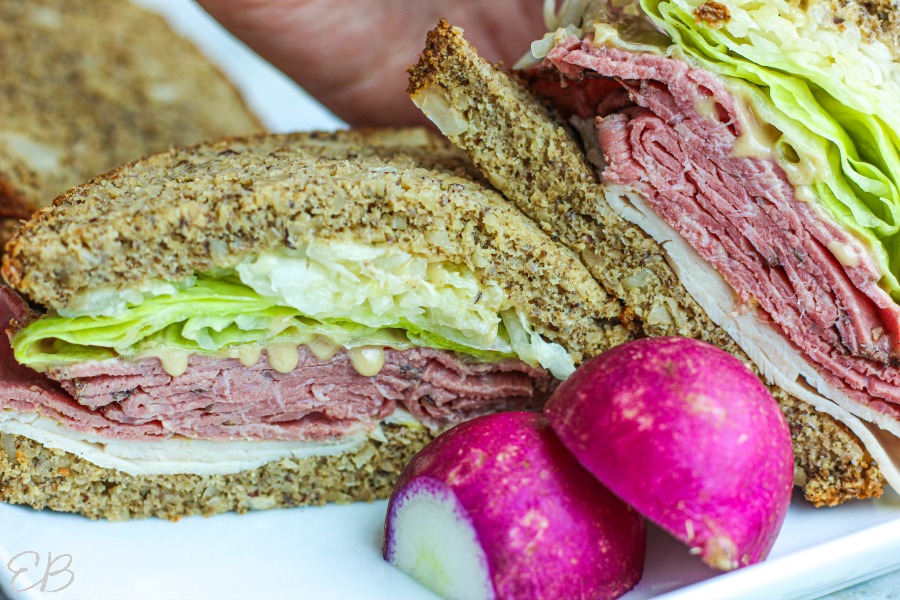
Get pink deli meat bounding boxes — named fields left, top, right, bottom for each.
left=0, top=286, right=554, bottom=442
left=541, top=38, right=900, bottom=418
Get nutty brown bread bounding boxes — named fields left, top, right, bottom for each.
left=0, top=129, right=631, bottom=520
left=0, top=0, right=262, bottom=226
left=828, top=0, right=900, bottom=59
left=408, top=21, right=884, bottom=506
left=2, top=129, right=628, bottom=362
left=0, top=424, right=431, bottom=521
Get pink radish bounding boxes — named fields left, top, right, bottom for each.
left=545, top=337, right=793, bottom=571
left=383, top=411, right=646, bottom=600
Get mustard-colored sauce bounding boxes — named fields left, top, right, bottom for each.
left=146, top=339, right=388, bottom=378
left=235, top=345, right=262, bottom=368
left=266, top=343, right=301, bottom=374
left=347, top=346, right=386, bottom=377
left=152, top=348, right=190, bottom=378
left=307, top=335, right=340, bottom=361
left=827, top=241, right=862, bottom=268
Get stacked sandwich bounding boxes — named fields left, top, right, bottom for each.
left=408, top=1, right=900, bottom=505
left=0, top=0, right=262, bottom=247
left=0, top=129, right=627, bottom=519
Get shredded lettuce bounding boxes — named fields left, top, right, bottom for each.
left=13, top=243, right=576, bottom=379
left=634, top=0, right=900, bottom=296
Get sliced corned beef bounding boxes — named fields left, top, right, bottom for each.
left=540, top=37, right=900, bottom=415
left=1, top=286, right=554, bottom=442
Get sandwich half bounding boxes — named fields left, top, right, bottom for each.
left=408, top=12, right=900, bottom=506
left=0, top=129, right=626, bottom=520
left=0, top=0, right=262, bottom=247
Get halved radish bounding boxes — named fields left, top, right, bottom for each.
left=545, top=337, right=794, bottom=571
left=383, top=411, right=646, bottom=600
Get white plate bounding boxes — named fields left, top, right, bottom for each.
left=2, top=490, right=900, bottom=600
left=3, top=2, right=900, bottom=599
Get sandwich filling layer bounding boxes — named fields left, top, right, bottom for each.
left=603, top=184, right=900, bottom=487
left=0, top=410, right=373, bottom=476
left=532, top=8, right=900, bottom=436
left=13, top=240, right=575, bottom=379
left=1, top=241, right=566, bottom=473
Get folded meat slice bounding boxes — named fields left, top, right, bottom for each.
left=541, top=37, right=900, bottom=419
left=1, top=286, right=553, bottom=443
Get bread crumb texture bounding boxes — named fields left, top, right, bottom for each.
left=409, top=20, right=885, bottom=505
left=0, top=425, right=432, bottom=520
left=0, top=0, right=261, bottom=215
left=821, top=0, right=900, bottom=55
left=3, top=128, right=628, bottom=367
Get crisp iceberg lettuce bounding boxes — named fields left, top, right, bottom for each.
left=635, top=0, right=900, bottom=296
left=13, top=242, right=576, bottom=379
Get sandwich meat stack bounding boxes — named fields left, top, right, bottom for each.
left=0, top=130, right=627, bottom=519
left=410, top=1, right=900, bottom=505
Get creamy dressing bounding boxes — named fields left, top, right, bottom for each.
left=778, top=148, right=827, bottom=187
left=145, top=348, right=190, bottom=378
left=727, top=89, right=831, bottom=189
left=731, top=112, right=780, bottom=159
left=233, top=345, right=262, bottom=368
left=827, top=241, right=862, bottom=268
left=145, top=338, right=389, bottom=378
left=347, top=346, right=387, bottom=377
left=307, top=335, right=340, bottom=361
left=792, top=185, right=818, bottom=204
left=265, top=343, right=301, bottom=374
left=693, top=95, right=721, bottom=123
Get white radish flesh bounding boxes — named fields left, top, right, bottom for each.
left=384, top=477, right=494, bottom=600
left=383, top=411, right=646, bottom=600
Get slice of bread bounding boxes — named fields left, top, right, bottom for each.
left=408, top=21, right=885, bottom=506
left=0, top=128, right=633, bottom=520
left=0, top=0, right=262, bottom=231
left=0, top=424, right=431, bottom=521
left=2, top=129, right=630, bottom=364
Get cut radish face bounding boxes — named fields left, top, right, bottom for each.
left=384, top=477, right=494, bottom=600
left=383, top=412, right=646, bottom=600
left=545, top=337, right=794, bottom=571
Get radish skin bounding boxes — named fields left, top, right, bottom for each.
left=545, top=337, right=794, bottom=571
left=383, top=412, right=646, bottom=600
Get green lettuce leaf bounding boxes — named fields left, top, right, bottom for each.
left=637, top=0, right=900, bottom=297
left=13, top=277, right=514, bottom=369
left=14, top=242, right=577, bottom=378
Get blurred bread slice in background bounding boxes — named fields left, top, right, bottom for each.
left=0, top=0, right=263, bottom=245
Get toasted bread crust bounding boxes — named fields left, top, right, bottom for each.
left=0, top=424, right=431, bottom=520
left=822, top=0, right=900, bottom=53
left=409, top=21, right=885, bottom=505
left=568, top=1, right=900, bottom=55
left=2, top=128, right=628, bottom=366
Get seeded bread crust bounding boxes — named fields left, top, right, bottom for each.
left=0, top=424, right=431, bottom=521
left=691, top=0, right=900, bottom=61
left=0, top=0, right=262, bottom=216
left=576, top=0, right=900, bottom=58
left=409, top=21, right=885, bottom=506
left=807, top=0, right=900, bottom=55
left=2, top=128, right=629, bottom=366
